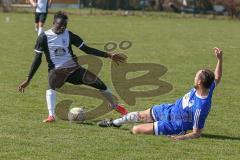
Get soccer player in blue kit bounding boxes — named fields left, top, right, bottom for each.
left=99, top=47, right=223, bottom=140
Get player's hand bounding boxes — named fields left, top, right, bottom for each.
left=18, top=79, right=30, bottom=93
left=168, top=135, right=184, bottom=141
left=213, top=47, right=223, bottom=60
left=109, top=53, right=127, bottom=65
left=169, top=135, right=179, bottom=141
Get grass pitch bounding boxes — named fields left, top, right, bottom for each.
left=0, top=12, right=240, bottom=160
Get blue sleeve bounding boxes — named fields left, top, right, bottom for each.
left=210, top=81, right=216, bottom=91
left=193, top=108, right=208, bottom=129
left=208, top=81, right=216, bottom=98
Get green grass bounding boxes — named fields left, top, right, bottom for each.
left=0, top=12, right=240, bottom=160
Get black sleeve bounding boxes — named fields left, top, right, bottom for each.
left=27, top=53, right=42, bottom=81
left=69, top=31, right=84, bottom=48
left=69, top=31, right=109, bottom=58
left=80, top=44, right=109, bottom=58
left=34, top=33, right=46, bottom=54
left=27, top=33, right=46, bottom=80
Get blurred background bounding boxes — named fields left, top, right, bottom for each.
left=1, top=0, right=240, bottom=18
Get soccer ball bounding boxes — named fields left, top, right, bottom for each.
left=68, top=107, right=85, bottom=122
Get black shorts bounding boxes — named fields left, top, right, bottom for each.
left=35, top=12, right=47, bottom=23
left=48, top=66, right=107, bottom=90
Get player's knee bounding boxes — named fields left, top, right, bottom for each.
left=138, top=112, right=150, bottom=122
left=138, top=113, right=145, bottom=121
left=131, top=126, right=141, bottom=135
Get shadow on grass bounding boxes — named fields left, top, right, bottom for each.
left=202, top=134, right=240, bottom=141
left=79, top=120, right=133, bottom=132
left=68, top=120, right=99, bottom=126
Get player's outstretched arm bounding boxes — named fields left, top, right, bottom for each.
left=18, top=54, right=42, bottom=93
left=170, top=128, right=202, bottom=141
left=69, top=31, right=127, bottom=65
left=80, top=44, right=127, bottom=65
left=69, top=31, right=127, bottom=64
left=213, top=47, right=223, bottom=85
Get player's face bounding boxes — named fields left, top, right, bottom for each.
left=53, top=18, right=68, bottom=34
left=194, top=70, right=202, bottom=89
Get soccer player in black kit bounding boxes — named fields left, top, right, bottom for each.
left=18, top=11, right=128, bottom=122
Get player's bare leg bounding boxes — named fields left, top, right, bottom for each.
left=38, top=22, right=44, bottom=36
left=131, top=123, right=154, bottom=135
left=79, top=69, right=128, bottom=115
left=100, top=89, right=128, bottom=115
left=35, top=23, right=38, bottom=32
left=98, top=109, right=153, bottom=127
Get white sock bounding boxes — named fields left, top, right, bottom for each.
left=113, top=112, right=140, bottom=126
left=100, top=88, right=118, bottom=108
left=46, top=89, right=56, bottom=117
left=38, top=27, right=43, bottom=36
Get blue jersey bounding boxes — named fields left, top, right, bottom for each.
left=152, top=81, right=216, bottom=135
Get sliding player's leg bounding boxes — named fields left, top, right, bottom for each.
left=98, top=108, right=153, bottom=127
left=131, top=123, right=154, bottom=135
left=66, top=67, right=128, bottom=115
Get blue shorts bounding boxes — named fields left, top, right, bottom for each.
left=151, top=104, right=185, bottom=136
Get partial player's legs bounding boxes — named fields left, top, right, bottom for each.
left=98, top=109, right=153, bottom=127
left=43, top=89, right=56, bottom=122
left=43, top=67, right=79, bottom=123
left=66, top=67, right=128, bottom=115
left=35, top=13, right=47, bottom=36
left=38, top=13, right=47, bottom=35
left=38, top=21, right=44, bottom=36
left=34, top=12, right=40, bottom=32
left=132, top=123, right=154, bottom=135
left=35, top=23, right=38, bottom=32
left=139, top=109, right=154, bottom=122
left=99, top=104, right=182, bottom=136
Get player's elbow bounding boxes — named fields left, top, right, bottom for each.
left=215, top=78, right=221, bottom=85
left=215, top=74, right=222, bottom=85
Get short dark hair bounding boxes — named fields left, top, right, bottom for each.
left=54, top=11, right=68, bottom=21
left=199, top=69, right=215, bottom=89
